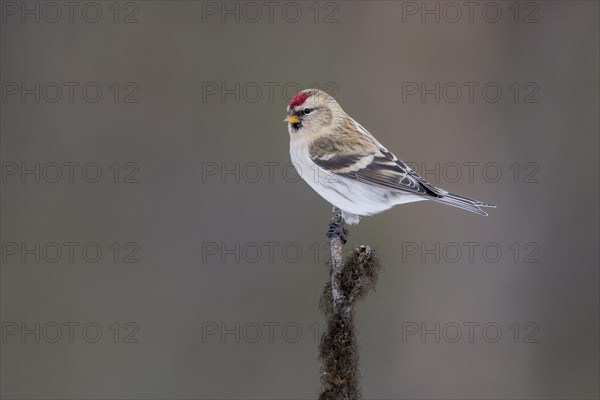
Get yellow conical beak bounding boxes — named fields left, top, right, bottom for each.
left=284, top=115, right=300, bottom=124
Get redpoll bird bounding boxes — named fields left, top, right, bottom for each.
left=285, top=89, right=495, bottom=231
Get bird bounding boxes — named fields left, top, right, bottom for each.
left=284, top=89, right=494, bottom=240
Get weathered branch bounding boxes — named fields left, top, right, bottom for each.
left=328, top=207, right=344, bottom=314
left=319, top=207, right=382, bottom=400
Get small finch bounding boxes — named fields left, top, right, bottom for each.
left=285, top=89, right=495, bottom=231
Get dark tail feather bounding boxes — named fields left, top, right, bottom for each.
left=430, top=192, right=496, bottom=216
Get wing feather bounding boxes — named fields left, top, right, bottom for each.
left=310, top=136, right=442, bottom=198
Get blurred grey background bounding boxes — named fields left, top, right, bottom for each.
left=1, top=1, right=598, bottom=399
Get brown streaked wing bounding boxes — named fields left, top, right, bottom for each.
left=310, top=139, right=442, bottom=197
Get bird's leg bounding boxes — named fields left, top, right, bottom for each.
left=326, top=218, right=347, bottom=244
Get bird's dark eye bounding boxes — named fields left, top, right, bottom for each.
left=303, top=108, right=312, bottom=114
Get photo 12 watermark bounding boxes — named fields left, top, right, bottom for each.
left=200, top=1, right=340, bottom=24
left=399, top=1, right=540, bottom=24
left=400, top=81, right=540, bottom=104
left=2, top=241, right=141, bottom=264
left=1, top=161, right=140, bottom=184
left=400, top=321, right=540, bottom=343
left=404, top=161, right=540, bottom=184
left=1, top=1, right=140, bottom=24
left=399, top=241, right=540, bottom=264
left=2, top=321, right=140, bottom=344
left=1, top=82, right=140, bottom=104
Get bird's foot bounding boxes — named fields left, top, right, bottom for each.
left=326, top=221, right=347, bottom=245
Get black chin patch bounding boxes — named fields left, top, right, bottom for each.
left=292, top=122, right=302, bottom=130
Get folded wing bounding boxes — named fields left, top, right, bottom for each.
left=310, top=137, right=443, bottom=198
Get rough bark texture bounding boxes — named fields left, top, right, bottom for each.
left=319, top=207, right=382, bottom=400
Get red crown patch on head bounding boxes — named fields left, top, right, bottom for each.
left=289, top=92, right=309, bottom=108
